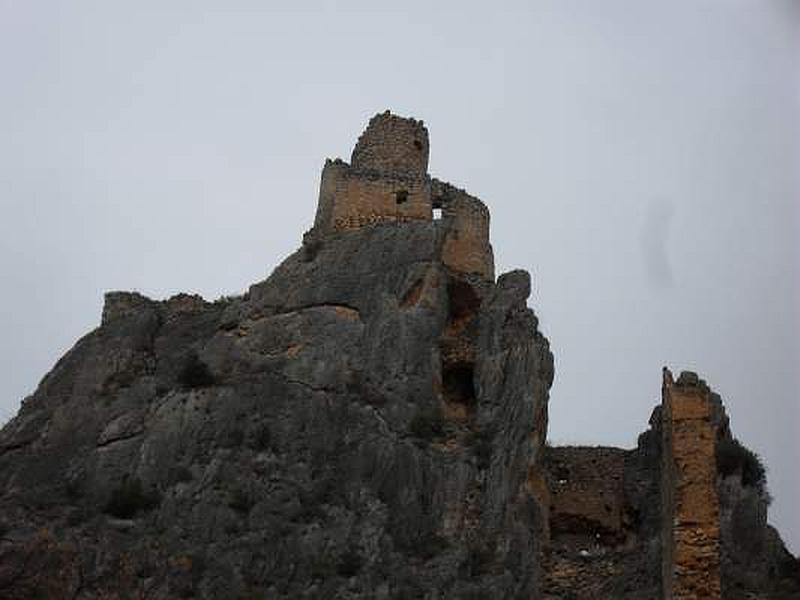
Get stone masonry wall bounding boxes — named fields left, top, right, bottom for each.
left=314, top=160, right=431, bottom=233
left=351, top=111, right=429, bottom=175
left=432, top=179, right=494, bottom=280
left=440, top=197, right=493, bottom=280
left=545, top=446, right=629, bottom=547
left=661, top=368, right=721, bottom=600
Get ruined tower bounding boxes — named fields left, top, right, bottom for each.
left=350, top=111, right=430, bottom=175
left=311, top=110, right=494, bottom=281
left=661, top=369, right=722, bottom=600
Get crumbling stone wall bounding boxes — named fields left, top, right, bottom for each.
left=433, top=179, right=494, bottom=280
left=540, top=370, right=794, bottom=599
left=350, top=111, right=429, bottom=175
left=661, top=368, right=721, bottom=600
left=546, top=447, right=629, bottom=548
left=540, top=445, right=659, bottom=599
left=314, top=160, right=431, bottom=233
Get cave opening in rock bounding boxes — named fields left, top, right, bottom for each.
left=443, top=362, right=476, bottom=408
left=447, top=279, right=480, bottom=323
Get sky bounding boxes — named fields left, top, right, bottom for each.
left=1, top=1, right=798, bottom=552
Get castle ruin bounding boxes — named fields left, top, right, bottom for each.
left=1, top=110, right=794, bottom=599
left=661, top=369, right=722, bottom=599
left=311, top=111, right=494, bottom=281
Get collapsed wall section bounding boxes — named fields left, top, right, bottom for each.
left=661, top=369, right=721, bottom=600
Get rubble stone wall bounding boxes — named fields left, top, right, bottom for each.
left=350, top=111, right=429, bottom=175
left=661, top=369, right=721, bottom=600
left=315, top=161, right=431, bottom=233
left=545, top=446, right=628, bottom=546
left=437, top=189, right=493, bottom=280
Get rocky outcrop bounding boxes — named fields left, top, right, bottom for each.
left=0, top=233, right=553, bottom=599
left=0, top=113, right=554, bottom=599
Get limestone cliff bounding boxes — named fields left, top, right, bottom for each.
left=0, top=112, right=796, bottom=599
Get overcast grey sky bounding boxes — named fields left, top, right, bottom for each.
left=1, top=1, right=798, bottom=551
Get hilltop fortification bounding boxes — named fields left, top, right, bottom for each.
left=312, top=111, right=493, bottom=280
left=0, top=112, right=796, bottom=599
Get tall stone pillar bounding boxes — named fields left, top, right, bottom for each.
left=661, top=368, right=721, bottom=599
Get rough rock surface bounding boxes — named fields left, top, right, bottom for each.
left=0, top=208, right=554, bottom=597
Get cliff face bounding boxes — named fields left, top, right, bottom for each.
left=0, top=113, right=554, bottom=599
left=0, top=112, right=797, bottom=600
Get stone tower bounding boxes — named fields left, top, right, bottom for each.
left=351, top=111, right=430, bottom=175
left=660, top=369, right=722, bottom=600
